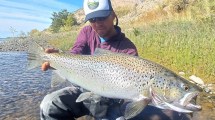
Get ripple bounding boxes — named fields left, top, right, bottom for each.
left=0, top=52, right=52, bottom=119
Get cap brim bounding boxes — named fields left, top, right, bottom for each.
left=84, top=10, right=111, bottom=22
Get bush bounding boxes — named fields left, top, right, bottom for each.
left=50, top=9, right=77, bottom=33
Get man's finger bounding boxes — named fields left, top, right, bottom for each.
left=41, top=62, right=50, bottom=71
left=45, top=48, right=59, bottom=53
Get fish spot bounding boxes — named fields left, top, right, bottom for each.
left=150, top=75, right=153, bottom=79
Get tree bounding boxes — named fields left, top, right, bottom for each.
left=19, top=31, right=27, bottom=39
left=63, top=13, right=77, bottom=27
left=50, top=9, right=75, bottom=33
left=28, top=29, right=41, bottom=37
left=59, top=13, right=77, bottom=32
left=9, top=26, right=17, bottom=37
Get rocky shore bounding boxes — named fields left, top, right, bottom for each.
left=0, top=36, right=53, bottom=52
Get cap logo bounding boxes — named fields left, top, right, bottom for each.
left=87, top=0, right=99, bottom=10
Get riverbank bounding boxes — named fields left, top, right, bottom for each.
left=0, top=36, right=51, bottom=52
left=0, top=31, right=77, bottom=52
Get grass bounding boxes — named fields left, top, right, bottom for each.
left=48, top=30, right=78, bottom=51
left=127, top=18, right=215, bottom=83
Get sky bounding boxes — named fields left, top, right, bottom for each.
left=0, top=0, right=83, bottom=38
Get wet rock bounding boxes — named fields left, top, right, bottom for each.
left=205, top=87, right=211, bottom=93
left=189, top=75, right=204, bottom=85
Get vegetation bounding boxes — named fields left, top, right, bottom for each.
left=50, top=9, right=77, bottom=33
left=28, top=29, right=41, bottom=37
left=48, top=31, right=78, bottom=51
left=114, top=6, right=131, bottom=17
left=127, top=18, right=215, bottom=83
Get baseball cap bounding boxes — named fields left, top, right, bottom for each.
left=83, top=0, right=113, bottom=22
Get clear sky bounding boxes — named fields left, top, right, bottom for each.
left=0, top=0, right=83, bottom=38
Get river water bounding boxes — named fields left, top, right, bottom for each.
left=0, top=52, right=52, bottom=119
left=0, top=52, right=214, bottom=120
left=0, top=38, right=6, bottom=43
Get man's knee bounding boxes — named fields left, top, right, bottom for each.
left=40, top=87, right=82, bottom=119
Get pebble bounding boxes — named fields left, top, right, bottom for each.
left=179, top=71, right=185, bottom=76
left=189, top=75, right=204, bottom=85
left=205, top=87, right=212, bottom=93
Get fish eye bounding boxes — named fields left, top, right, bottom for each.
left=182, top=84, right=189, bottom=91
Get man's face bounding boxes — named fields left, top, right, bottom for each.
left=89, top=12, right=115, bottom=38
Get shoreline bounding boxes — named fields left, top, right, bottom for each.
left=0, top=31, right=74, bottom=52
left=0, top=36, right=53, bottom=52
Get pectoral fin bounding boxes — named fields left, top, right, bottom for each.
left=76, top=92, right=93, bottom=102
left=76, top=92, right=102, bottom=103
left=124, top=98, right=151, bottom=119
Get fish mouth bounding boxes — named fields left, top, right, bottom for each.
left=178, top=92, right=202, bottom=111
left=150, top=87, right=201, bottom=112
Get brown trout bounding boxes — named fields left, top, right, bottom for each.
left=28, top=43, right=202, bottom=119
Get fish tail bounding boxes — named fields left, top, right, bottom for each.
left=27, top=42, right=45, bottom=70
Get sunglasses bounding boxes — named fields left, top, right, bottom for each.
left=89, top=16, right=109, bottom=23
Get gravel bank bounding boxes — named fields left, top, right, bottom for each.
left=0, top=35, right=56, bottom=52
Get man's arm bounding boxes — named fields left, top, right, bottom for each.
left=121, top=38, right=138, bottom=56
left=70, top=26, right=89, bottom=54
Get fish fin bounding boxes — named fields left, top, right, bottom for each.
left=76, top=92, right=102, bottom=103
left=164, top=102, right=193, bottom=113
left=76, top=92, right=93, bottom=102
left=124, top=98, right=151, bottom=119
left=27, top=42, right=45, bottom=70
left=27, top=53, right=43, bottom=70
left=51, top=71, right=67, bottom=87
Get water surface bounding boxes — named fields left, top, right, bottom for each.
left=0, top=52, right=52, bottom=119
left=0, top=38, right=6, bottom=43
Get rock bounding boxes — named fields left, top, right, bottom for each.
left=207, top=84, right=215, bottom=91
left=179, top=71, right=185, bottom=76
left=189, top=75, right=204, bottom=85
left=205, top=87, right=212, bottom=93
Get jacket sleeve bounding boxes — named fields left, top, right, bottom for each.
left=126, top=47, right=138, bottom=56
left=70, top=27, right=89, bottom=54
left=122, top=38, right=139, bottom=56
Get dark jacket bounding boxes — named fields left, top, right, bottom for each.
left=70, top=25, right=138, bottom=56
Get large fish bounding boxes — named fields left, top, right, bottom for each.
left=28, top=43, right=202, bottom=119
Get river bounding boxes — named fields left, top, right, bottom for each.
left=0, top=38, right=6, bottom=43
left=0, top=52, right=52, bottom=119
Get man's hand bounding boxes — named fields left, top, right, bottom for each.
left=41, top=48, right=59, bottom=71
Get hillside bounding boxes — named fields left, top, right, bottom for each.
left=73, top=0, right=214, bottom=27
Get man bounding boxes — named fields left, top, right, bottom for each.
left=40, top=0, right=137, bottom=120
left=40, top=0, right=192, bottom=120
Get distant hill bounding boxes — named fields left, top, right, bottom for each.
left=73, top=0, right=214, bottom=27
